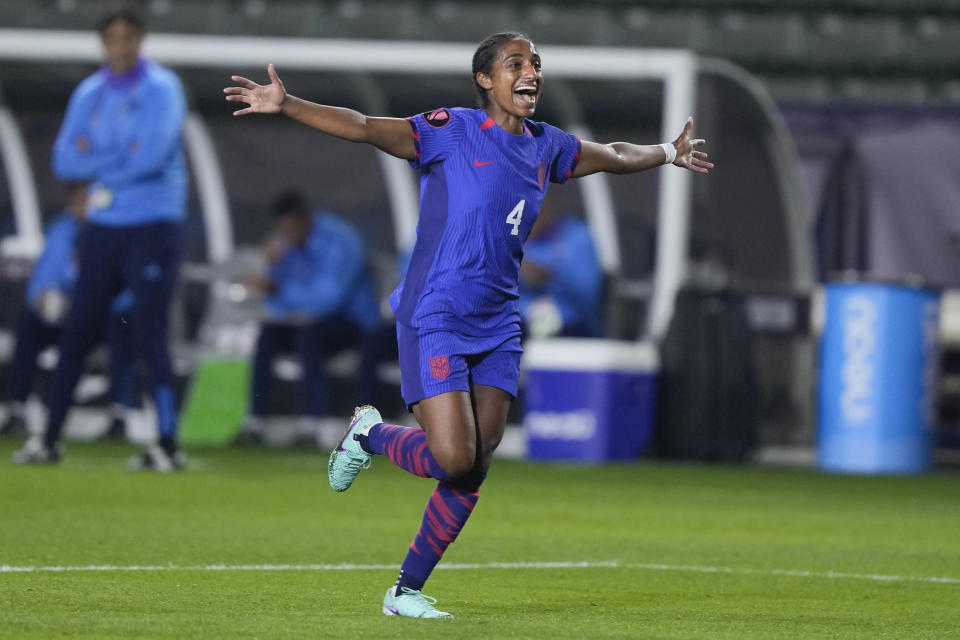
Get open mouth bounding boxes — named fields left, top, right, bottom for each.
left=513, top=84, right=539, bottom=108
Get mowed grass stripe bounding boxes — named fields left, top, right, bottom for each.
left=3, top=560, right=958, bottom=586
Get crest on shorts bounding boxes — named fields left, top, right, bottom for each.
left=424, top=108, right=451, bottom=128
left=429, top=355, right=450, bottom=381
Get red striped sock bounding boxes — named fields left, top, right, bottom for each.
left=396, top=482, right=479, bottom=592
left=365, top=423, right=452, bottom=481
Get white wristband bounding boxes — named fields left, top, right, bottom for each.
left=659, top=143, right=677, bottom=166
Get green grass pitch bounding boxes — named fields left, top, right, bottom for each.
left=1, top=439, right=958, bottom=639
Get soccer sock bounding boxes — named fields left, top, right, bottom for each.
left=394, top=482, right=480, bottom=593
left=357, top=423, right=452, bottom=481
left=154, top=385, right=177, bottom=440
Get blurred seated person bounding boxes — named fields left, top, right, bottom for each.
left=519, top=201, right=603, bottom=339
left=237, top=190, right=381, bottom=443
left=1, top=182, right=136, bottom=439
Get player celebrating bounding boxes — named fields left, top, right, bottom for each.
left=224, top=32, right=711, bottom=619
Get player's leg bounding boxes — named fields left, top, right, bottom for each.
left=386, top=358, right=514, bottom=592
left=356, top=390, right=475, bottom=480
left=466, top=343, right=520, bottom=473
left=469, top=383, right=512, bottom=474
left=15, top=225, right=121, bottom=462
left=376, top=390, right=475, bottom=618
left=380, top=346, right=516, bottom=618
left=124, top=221, right=184, bottom=470
left=328, top=387, right=472, bottom=492
left=383, top=385, right=511, bottom=618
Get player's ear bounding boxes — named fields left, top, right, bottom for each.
left=476, top=72, right=493, bottom=91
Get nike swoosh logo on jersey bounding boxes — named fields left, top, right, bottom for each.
left=474, top=159, right=496, bottom=167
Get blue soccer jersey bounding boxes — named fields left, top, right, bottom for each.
left=391, top=107, right=581, bottom=341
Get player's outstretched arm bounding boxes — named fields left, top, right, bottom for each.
left=571, top=116, right=713, bottom=178
left=223, top=64, right=415, bottom=160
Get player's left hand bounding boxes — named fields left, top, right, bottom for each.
left=224, top=63, right=287, bottom=116
left=671, top=117, right=713, bottom=174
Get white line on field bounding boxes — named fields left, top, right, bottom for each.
left=0, top=561, right=957, bottom=586
left=626, top=563, right=960, bottom=585
left=0, top=561, right=613, bottom=574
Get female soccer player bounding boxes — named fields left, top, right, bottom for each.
left=225, top=32, right=712, bottom=619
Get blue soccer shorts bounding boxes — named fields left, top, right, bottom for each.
left=396, top=322, right=522, bottom=410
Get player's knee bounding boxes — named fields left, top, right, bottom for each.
left=433, top=445, right=475, bottom=479
left=480, top=437, right=503, bottom=472
left=442, top=466, right=485, bottom=493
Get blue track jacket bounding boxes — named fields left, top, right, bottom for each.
left=53, top=58, right=187, bottom=226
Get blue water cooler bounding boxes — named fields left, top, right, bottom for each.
left=523, top=339, right=658, bottom=462
left=818, top=279, right=941, bottom=474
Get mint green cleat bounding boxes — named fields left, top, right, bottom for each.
left=382, top=586, right=453, bottom=619
left=327, top=405, right=380, bottom=492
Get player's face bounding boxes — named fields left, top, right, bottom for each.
left=479, top=39, right=543, bottom=122
left=100, top=19, right=144, bottom=74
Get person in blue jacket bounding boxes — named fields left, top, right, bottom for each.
left=518, top=199, right=603, bottom=338
left=14, top=8, right=188, bottom=470
left=236, top=191, right=382, bottom=443
left=2, top=183, right=136, bottom=439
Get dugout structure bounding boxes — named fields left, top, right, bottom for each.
left=0, top=31, right=814, bottom=441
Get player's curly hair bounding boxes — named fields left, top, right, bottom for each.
left=472, top=32, right=533, bottom=108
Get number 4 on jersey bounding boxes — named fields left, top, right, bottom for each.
left=506, top=199, right=525, bottom=236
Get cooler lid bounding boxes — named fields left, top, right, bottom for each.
left=522, top=338, right=659, bottom=372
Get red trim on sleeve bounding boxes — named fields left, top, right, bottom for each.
left=480, top=117, right=496, bottom=130
left=566, top=137, right=582, bottom=179
left=406, top=117, right=422, bottom=165
left=405, top=117, right=420, bottom=141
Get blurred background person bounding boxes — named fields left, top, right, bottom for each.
left=235, top=190, right=381, bottom=445
left=519, top=198, right=603, bottom=339
left=13, top=8, right=188, bottom=469
left=1, top=183, right=136, bottom=440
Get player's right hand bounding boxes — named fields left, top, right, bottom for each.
left=224, top=63, right=287, bottom=116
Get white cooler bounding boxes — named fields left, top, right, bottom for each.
left=522, top=338, right=659, bottom=462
